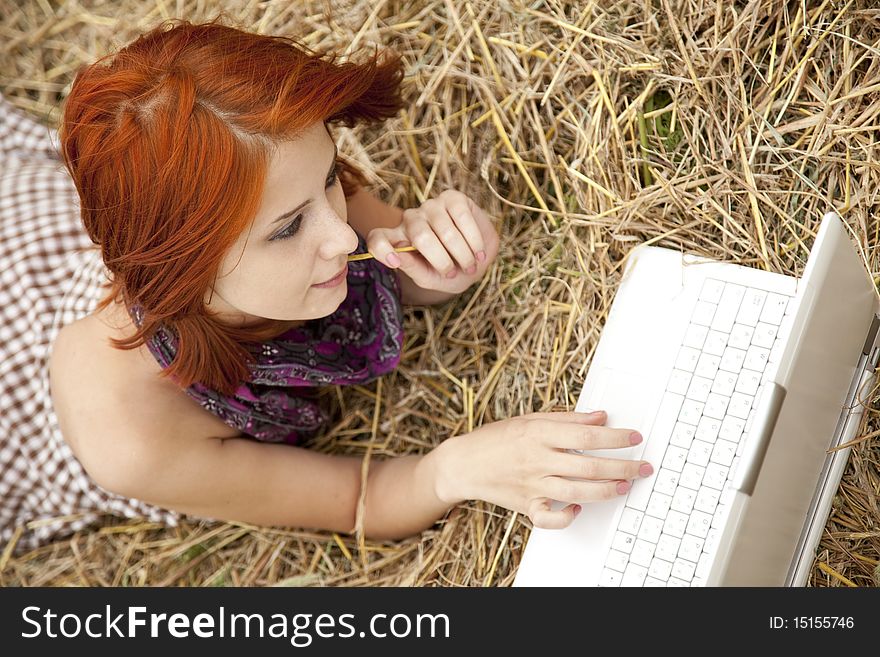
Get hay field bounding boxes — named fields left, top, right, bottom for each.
left=1, top=0, right=878, bottom=587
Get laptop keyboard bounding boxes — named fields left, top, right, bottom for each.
left=599, top=277, right=796, bottom=587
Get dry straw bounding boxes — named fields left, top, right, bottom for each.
left=1, top=0, right=879, bottom=587
left=348, top=245, right=418, bottom=262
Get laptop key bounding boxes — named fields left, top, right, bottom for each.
left=599, top=568, right=622, bottom=587
left=630, top=539, right=656, bottom=568
left=655, top=534, right=681, bottom=562
left=652, top=468, right=680, bottom=496
left=646, top=491, right=673, bottom=519
left=679, top=463, right=706, bottom=490
left=736, top=288, right=767, bottom=327
left=611, top=530, right=636, bottom=554
left=711, top=283, right=745, bottom=333
left=719, top=486, right=735, bottom=506
left=751, top=322, right=777, bottom=348
left=744, top=345, right=770, bottom=371
left=649, top=557, right=673, bottom=581
left=678, top=399, right=704, bottom=425
left=702, top=463, right=728, bottom=489
left=605, top=548, right=629, bottom=572
left=670, top=422, right=696, bottom=449
left=664, top=510, right=690, bottom=538
left=695, top=416, right=721, bottom=443
left=735, top=369, right=761, bottom=396
left=661, top=445, right=689, bottom=472
left=699, top=279, right=724, bottom=303
left=696, top=552, right=713, bottom=578
left=671, top=487, right=697, bottom=514
left=694, top=486, right=721, bottom=514
left=691, top=301, right=717, bottom=326
left=644, top=576, right=667, bottom=587
left=778, top=312, right=795, bottom=342
left=703, top=392, right=730, bottom=419
left=710, top=439, right=737, bottom=467
left=727, top=392, right=752, bottom=419
left=672, top=557, right=696, bottom=582
left=668, top=369, right=692, bottom=395
left=704, top=528, right=721, bottom=554
left=666, top=577, right=690, bottom=587
left=675, top=346, right=700, bottom=372
left=686, top=510, right=713, bottom=538
left=720, top=346, right=746, bottom=373
left=637, top=515, right=665, bottom=543
left=712, top=504, right=731, bottom=530
left=695, top=353, right=721, bottom=379
left=711, top=370, right=738, bottom=397
left=728, top=323, right=754, bottom=350
left=686, top=439, right=713, bottom=468
left=618, top=507, right=644, bottom=535
left=718, top=416, right=744, bottom=442
left=683, top=323, right=709, bottom=349
left=759, top=293, right=788, bottom=325
left=702, top=330, right=728, bottom=356
left=621, top=562, right=648, bottom=586
left=768, top=338, right=785, bottom=364
left=678, top=534, right=704, bottom=562
left=685, top=375, right=713, bottom=402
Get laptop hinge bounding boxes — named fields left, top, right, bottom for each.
left=862, top=313, right=879, bottom=359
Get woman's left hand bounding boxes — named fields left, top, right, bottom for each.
left=365, top=189, right=500, bottom=294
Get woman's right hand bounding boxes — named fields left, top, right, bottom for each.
left=433, top=410, right=654, bottom=529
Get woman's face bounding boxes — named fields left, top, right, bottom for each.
left=204, top=120, right=360, bottom=329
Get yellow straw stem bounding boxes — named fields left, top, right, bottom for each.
left=347, top=245, right=419, bottom=261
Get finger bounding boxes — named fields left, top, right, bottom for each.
left=408, top=218, right=458, bottom=276
left=442, top=192, right=487, bottom=265
left=541, top=476, right=632, bottom=504
left=525, top=410, right=608, bottom=425
left=539, top=421, right=641, bottom=451
left=527, top=498, right=581, bottom=530
left=428, top=208, right=477, bottom=274
left=544, top=452, right=653, bottom=482
left=366, top=225, right=410, bottom=268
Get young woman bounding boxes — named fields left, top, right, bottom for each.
left=0, top=18, right=651, bottom=555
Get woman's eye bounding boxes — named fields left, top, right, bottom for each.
left=273, top=215, right=302, bottom=241
left=271, top=166, right=339, bottom=242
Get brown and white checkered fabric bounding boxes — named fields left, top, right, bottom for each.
left=0, top=94, right=181, bottom=556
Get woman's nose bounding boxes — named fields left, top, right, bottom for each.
left=324, top=213, right=359, bottom=255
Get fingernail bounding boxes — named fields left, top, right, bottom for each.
left=629, top=431, right=643, bottom=445
left=446, top=269, right=458, bottom=278
left=639, top=463, right=653, bottom=477
left=387, top=253, right=401, bottom=267
left=617, top=481, right=631, bottom=495
left=572, top=504, right=582, bottom=518
left=477, top=250, right=486, bottom=261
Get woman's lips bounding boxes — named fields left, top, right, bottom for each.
left=312, top=263, right=348, bottom=287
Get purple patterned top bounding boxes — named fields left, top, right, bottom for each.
left=128, top=231, right=404, bottom=444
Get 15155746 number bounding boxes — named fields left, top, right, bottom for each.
left=770, top=616, right=855, bottom=630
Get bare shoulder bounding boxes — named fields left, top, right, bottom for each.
left=49, top=301, right=243, bottom=465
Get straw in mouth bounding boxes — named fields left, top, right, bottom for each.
left=347, top=245, right=418, bottom=261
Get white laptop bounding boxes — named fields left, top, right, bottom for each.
left=513, top=211, right=880, bottom=587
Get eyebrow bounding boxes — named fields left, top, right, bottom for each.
left=270, top=142, right=339, bottom=227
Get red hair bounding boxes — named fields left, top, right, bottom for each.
left=59, top=16, right=405, bottom=396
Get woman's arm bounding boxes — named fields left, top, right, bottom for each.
left=88, top=430, right=459, bottom=541
left=51, top=314, right=462, bottom=542
left=345, top=186, right=458, bottom=306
